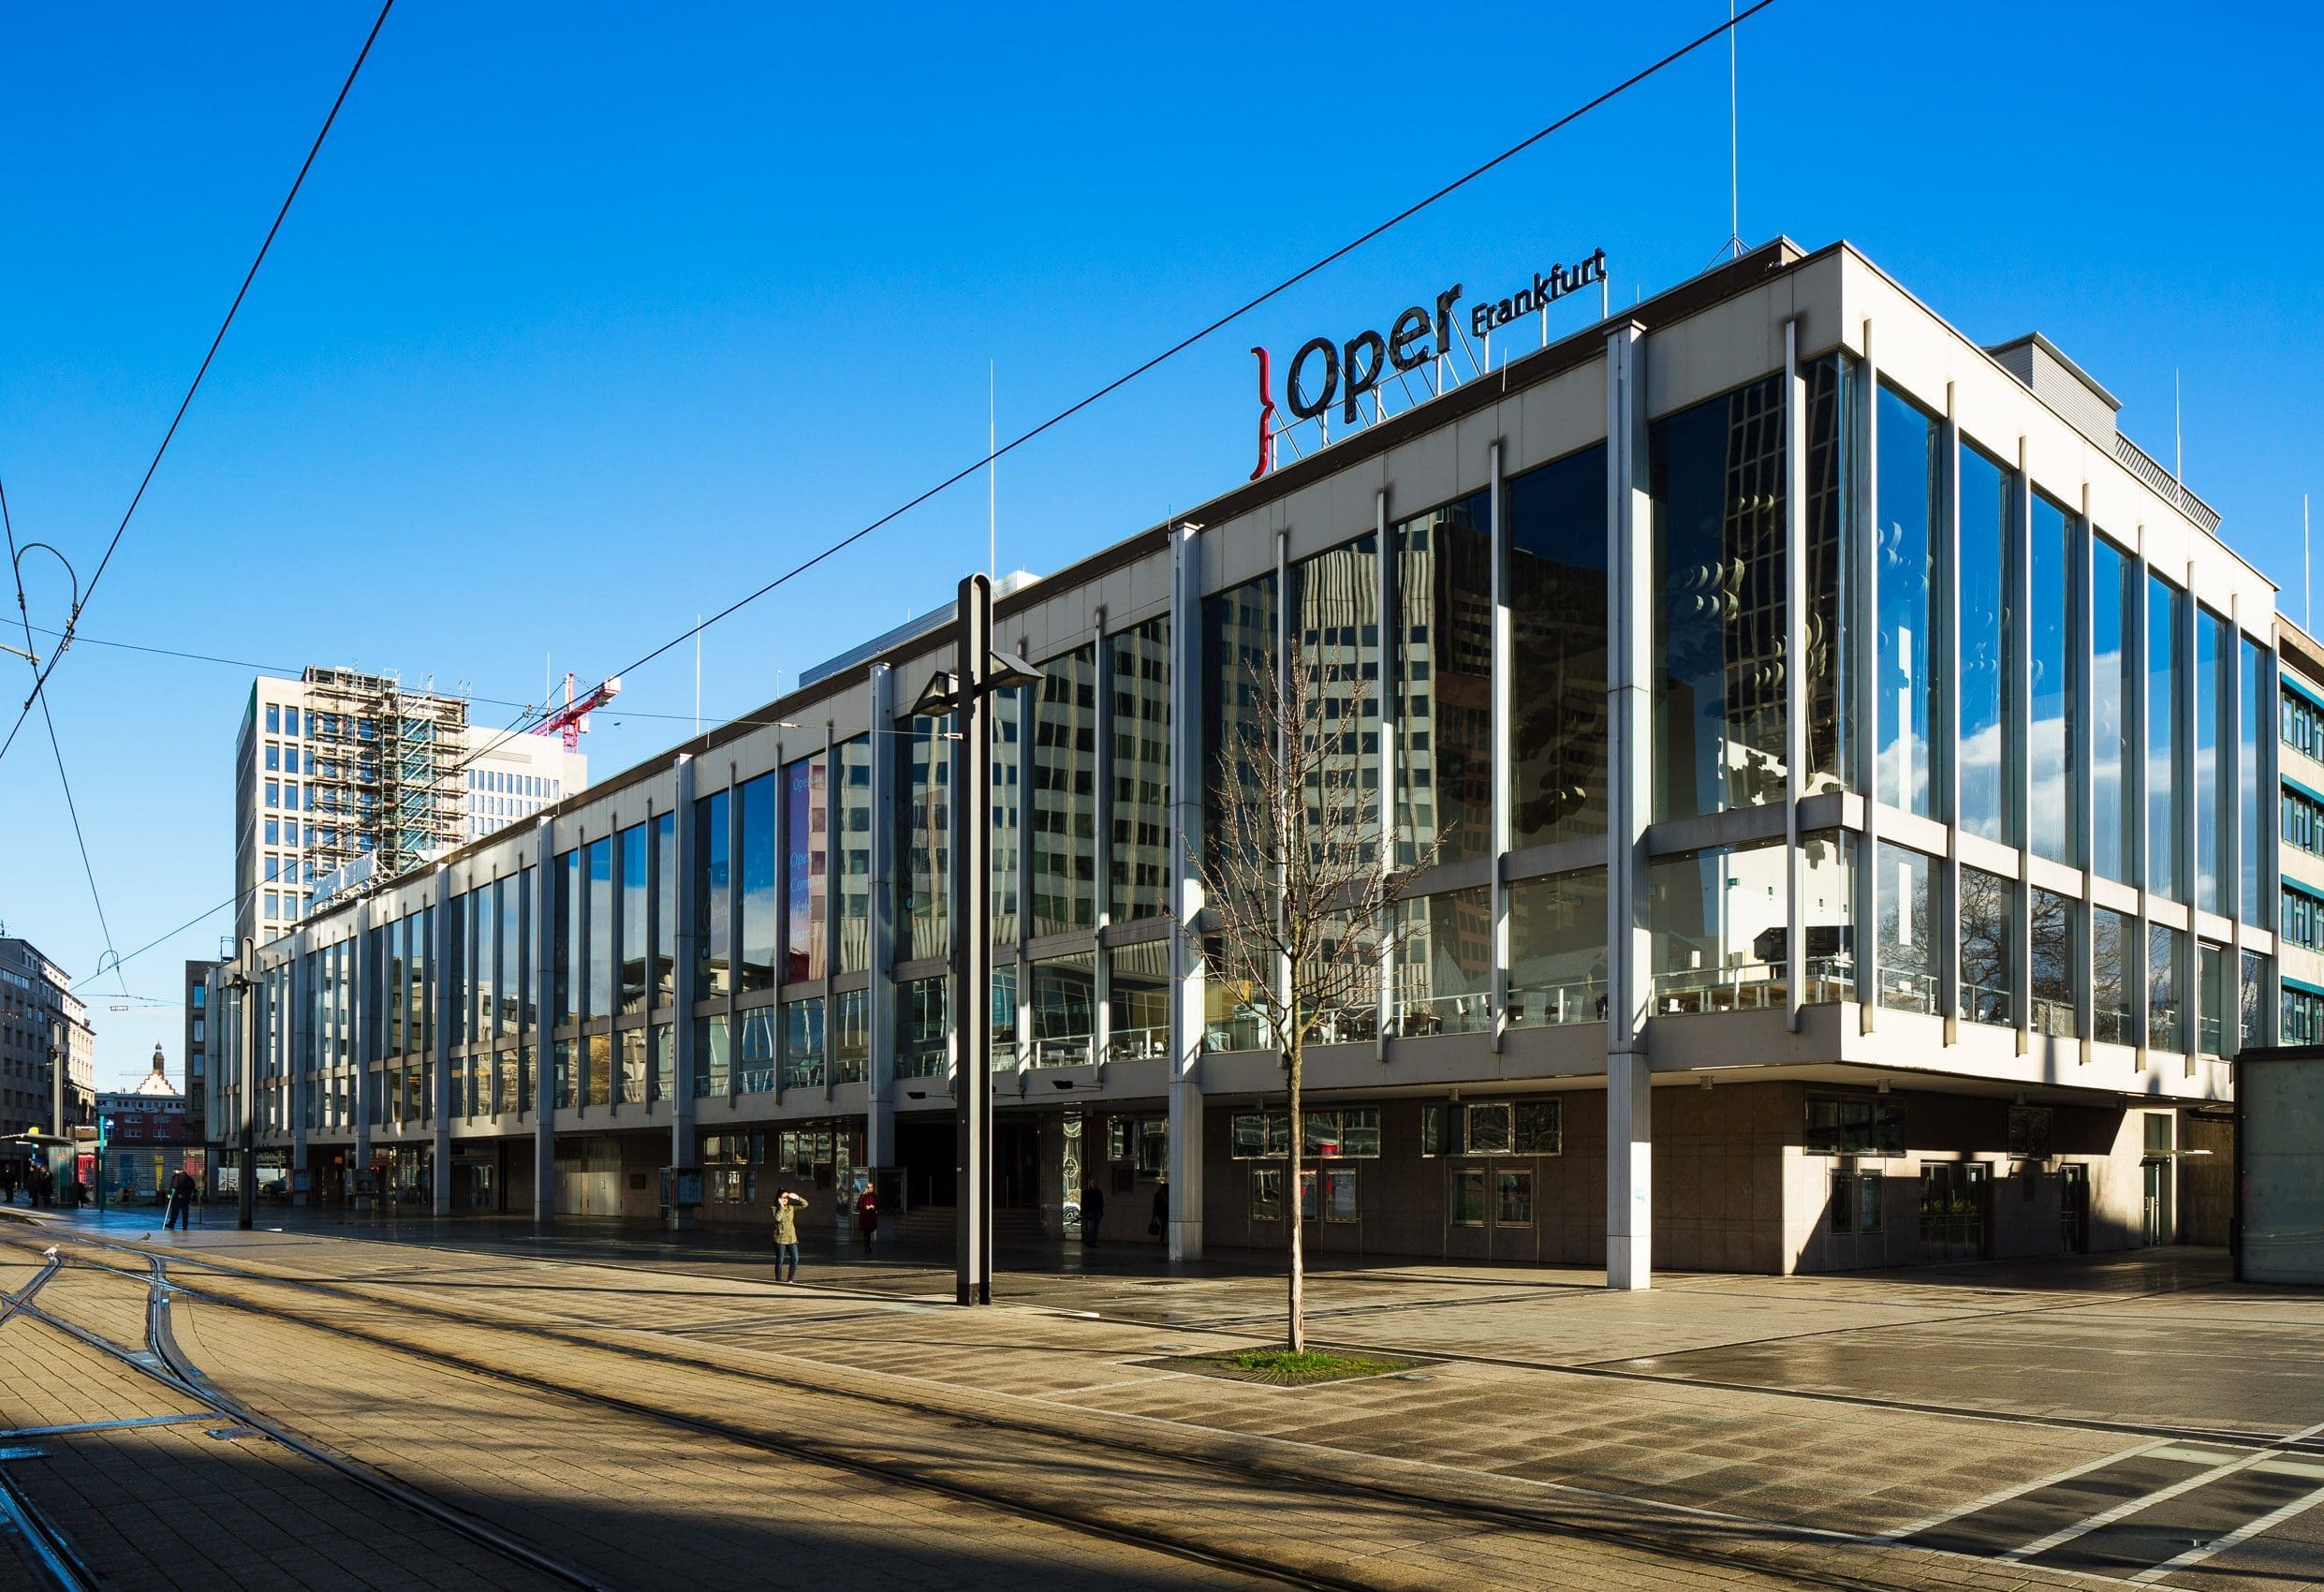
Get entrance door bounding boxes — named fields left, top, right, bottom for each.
left=1447, top=1162, right=1536, bottom=1261
left=994, top=1120, right=1041, bottom=1209
left=1919, top=1162, right=1991, bottom=1261
left=2059, top=1164, right=2089, bottom=1254
left=2141, top=1159, right=2170, bottom=1245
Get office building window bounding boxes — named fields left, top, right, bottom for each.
left=2029, top=492, right=2080, bottom=864
left=1959, top=867, right=2014, bottom=1026
left=2093, top=538, right=2137, bottom=884
left=2030, top=887, right=2075, bottom=1038
left=1031, top=646, right=1098, bottom=936
left=654, top=811, right=676, bottom=1005
left=584, top=837, right=612, bottom=1024
left=739, top=773, right=775, bottom=993
left=1289, top=535, right=1379, bottom=859
left=835, top=736, right=872, bottom=976
left=620, top=821, right=648, bottom=1015
left=2094, top=906, right=2132, bottom=1044
left=1508, top=868, right=1607, bottom=1027
left=2286, top=984, right=2324, bottom=1046
left=1203, top=571, right=1279, bottom=875
left=2150, top=923, right=2185, bottom=1054
left=2243, top=639, right=2268, bottom=924
left=900, top=714, right=950, bottom=962
left=695, top=789, right=729, bottom=1001
left=785, top=753, right=827, bottom=982
left=1875, top=842, right=1937, bottom=1014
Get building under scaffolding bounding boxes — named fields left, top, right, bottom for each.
left=233, top=667, right=589, bottom=948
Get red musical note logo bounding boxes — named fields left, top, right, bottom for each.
left=1249, top=346, right=1277, bottom=481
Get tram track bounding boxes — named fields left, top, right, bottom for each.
left=4, top=1240, right=1371, bottom=1592
left=1, top=1229, right=2052, bottom=1592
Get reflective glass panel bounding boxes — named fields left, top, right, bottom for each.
left=1959, top=866, right=2014, bottom=1026
left=1803, top=355, right=1855, bottom=794
left=694, top=790, right=728, bottom=1001
left=1508, top=868, right=1607, bottom=1026
left=2150, top=922, right=2184, bottom=1053
left=2197, top=612, right=2232, bottom=914
left=1202, top=573, right=1279, bottom=874
left=1109, top=617, right=1170, bottom=921
left=2031, top=886, right=2076, bottom=1038
left=2151, top=575, right=2185, bottom=901
left=785, top=754, right=827, bottom=982
left=1106, top=940, right=1169, bottom=1063
left=2029, top=492, right=2079, bottom=864
left=1392, top=491, right=1491, bottom=865
left=1508, top=444, right=1609, bottom=846
left=1651, top=375, right=1787, bottom=818
left=1876, top=384, right=1939, bottom=818
left=619, top=820, right=648, bottom=1013
left=1031, top=648, right=1097, bottom=936
left=1875, top=842, right=1937, bottom=1014
left=2095, top=907, right=2132, bottom=1041
left=654, top=811, right=676, bottom=1004
left=2242, top=638, right=2268, bottom=924
left=900, top=715, right=950, bottom=962
left=1957, top=442, right=2016, bottom=843
left=835, top=736, right=872, bottom=975
left=1394, top=886, right=1492, bottom=1035
left=1645, top=837, right=1787, bottom=1011
left=739, top=773, right=776, bottom=992
left=2093, top=538, right=2137, bottom=883
left=584, top=837, right=612, bottom=1024
left=1290, top=536, right=1380, bottom=861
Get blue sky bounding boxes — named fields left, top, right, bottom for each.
left=4, top=1, right=2320, bottom=1088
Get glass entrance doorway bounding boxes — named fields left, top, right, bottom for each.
left=1919, top=1162, right=1990, bottom=1261
left=2141, top=1159, right=2171, bottom=1245
left=2060, top=1163, right=2089, bottom=1254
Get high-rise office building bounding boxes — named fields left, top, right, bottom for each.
left=233, top=668, right=588, bottom=947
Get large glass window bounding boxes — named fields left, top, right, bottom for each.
left=2093, top=538, right=2137, bottom=884
left=835, top=736, right=872, bottom=975
left=2197, top=612, right=2232, bottom=915
left=2150, top=575, right=2186, bottom=901
left=1802, top=357, right=1854, bottom=795
left=1202, top=573, right=1279, bottom=874
left=2029, top=493, right=2080, bottom=864
left=1508, top=445, right=1609, bottom=847
left=2243, top=638, right=2268, bottom=924
left=991, top=684, right=1022, bottom=946
left=1508, top=868, right=1607, bottom=1026
left=739, top=773, right=776, bottom=992
left=694, top=790, right=728, bottom=1001
left=654, top=811, right=676, bottom=1004
left=1876, top=385, right=1939, bottom=818
left=619, top=821, right=648, bottom=1014
left=2198, top=942, right=2227, bottom=1056
left=1875, top=842, right=1936, bottom=1014
left=2242, top=951, right=2266, bottom=1051
left=2030, top=886, right=2075, bottom=1038
left=1392, top=490, right=1491, bottom=865
left=2149, top=923, right=2184, bottom=1053
left=1290, top=537, right=1380, bottom=859
left=1031, top=648, right=1097, bottom=936
left=785, top=754, right=827, bottom=982
left=1029, top=951, right=1094, bottom=1068
left=897, top=976, right=949, bottom=1078
left=1957, top=442, right=2016, bottom=843
left=497, top=872, right=522, bottom=1040
left=1109, top=617, right=1170, bottom=922
left=1646, top=836, right=1786, bottom=1010
left=1959, top=866, right=2014, bottom=1026
left=833, top=988, right=868, bottom=1084
left=2094, top=906, right=2132, bottom=1044
left=736, top=1007, right=774, bottom=1093
left=584, top=837, right=612, bottom=1024
left=1393, top=886, right=1492, bottom=1035
left=1651, top=375, right=1786, bottom=819
left=900, top=715, right=951, bottom=962
left=557, top=850, right=581, bottom=1027
left=1106, top=940, right=1169, bottom=1063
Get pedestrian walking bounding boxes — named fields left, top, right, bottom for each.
left=0, top=1164, right=17, bottom=1206
left=1151, top=1176, right=1169, bottom=1244
left=164, top=1168, right=198, bottom=1231
left=1081, top=1177, right=1105, bottom=1248
left=853, top=1183, right=879, bottom=1250
left=771, top=1187, right=804, bottom=1282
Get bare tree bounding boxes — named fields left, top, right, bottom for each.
left=1182, top=642, right=1437, bottom=1352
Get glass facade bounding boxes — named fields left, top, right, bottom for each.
left=900, top=714, right=951, bottom=962
left=739, top=773, right=776, bottom=992
left=1508, top=869, right=1607, bottom=1026
left=1875, top=842, right=1935, bottom=1014
left=1031, top=647, right=1097, bottom=936
left=2196, top=611, right=2232, bottom=915
left=2092, top=538, right=2136, bottom=884
left=2150, top=924, right=2184, bottom=1054
left=2242, top=638, right=2267, bottom=924
left=1507, top=444, right=1609, bottom=846
left=835, top=736, right=872, bottom=975
left=2094, top=906, right=2132, bottom=1044
left=1957, top=443, right=2016, bottom=844
left=1392, top=492, right=1490, bottom=865
left=2150, top=575, right=2186, bottom=902
left=1876, top=385, right=1938, bottom=818
left=1109, top=617, right=1170, bottom=922
left=1959, top=867, right=2013, bottom=1026
left=785, top=753, right=827, bottom=982
left=695, top=790, right=728, bottom=1001
left=2028, top=493, right=2079, bottom=864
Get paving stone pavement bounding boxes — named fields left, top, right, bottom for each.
left=5, top=1215, right=2321, bottom=1592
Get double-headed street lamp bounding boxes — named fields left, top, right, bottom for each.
left=907, top=573, right=1038, bottom=1306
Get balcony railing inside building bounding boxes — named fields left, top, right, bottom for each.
left=1507, top=978, right=1608, bottom=1027
left=897, top=1041, right=949, bottom=1080
left=2032, top=997, right=2077, bottom=1039
left=1105, top=1024, right=1169, bottom=1065
left=1877, top=970, right=1940, bottom=1014
left=1652, top=957, right=1855, bottom=1013
left=1390, top=991, right=1493, bottom=1038
left=2096, top=1004, right=2132, bottom=1045
left=1961, top=981, right=2013, bottom=1026
left=2199, top=1010, right=2224, bottom=1056
left=1026, top=1035, right=1090, bottom=1069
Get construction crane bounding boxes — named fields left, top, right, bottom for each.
left=532, top=672, right=621, bottom=751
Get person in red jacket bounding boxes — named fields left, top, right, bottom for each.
left=854, top=1183, right=880, bottom=1249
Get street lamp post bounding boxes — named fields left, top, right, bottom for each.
left=228, top=945, right=257, bottom=1231
left=909, top=573, right=1038, bottom=1307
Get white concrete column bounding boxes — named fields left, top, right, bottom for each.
left=2132, top=541, right=2154, bottom=1059
left=288, top=937, right=311, bottom=1204
left=1090, top=619, right=1113, bottom=1074
left=2179, top=558, right=2200, bottom=1074
left=1166, top=523, right=1207, bottom=1261
left=1939, top=389, right=1964, bottom=1045
left=1490, top=441, right=1512, bottom=1050
left=431, top=866, right=452, bottom=1216
left=866, top=666, right=898, bottom=1166
left=351, top=913, right=373, bottom=1210
left=1853, top=326, right=1881, bottom=1032
left=1604, top=321, right=1654, bottom=1290
left=2264, top=642, right=2285, bottom=1045
left=533, top=823, right=556, bottom=1221
left=1784, top=321, right=1806, bottom=1034
left=669, top=757, right=699, bottom=1227
left=2075, top=488, right=2098, bottom=1061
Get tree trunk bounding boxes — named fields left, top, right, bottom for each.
left=1287, top=1036, right=1304, bottom=1354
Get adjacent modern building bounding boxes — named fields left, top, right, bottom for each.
left=1, top=934, right=96, bottom=1161
left=183, top=957, right=216, bottom=1146
left=210, top=239, right=2286, bottom=1281
left=234, top=667, right=588, bottom=947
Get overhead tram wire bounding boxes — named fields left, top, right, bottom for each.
left=70, top=4, right=1781, bottom=979
left=451, top=0, right=1781, bottom=772
left=0, top=0, right=397, bottom=771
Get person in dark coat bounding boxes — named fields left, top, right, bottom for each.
left=165, top=1168, right=199, bottom=1231
left=1080, top=1178, right=1105, bottom=1247
left=1151, top=1176, right=1169, bottom=1244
